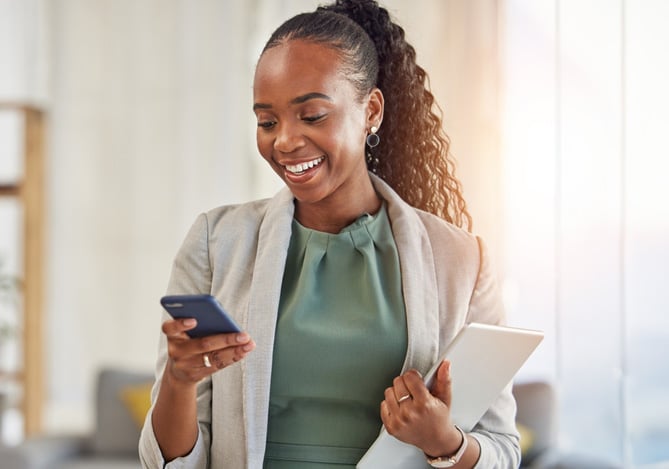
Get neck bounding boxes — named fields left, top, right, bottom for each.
left=294, top=179, right=381, bottom=234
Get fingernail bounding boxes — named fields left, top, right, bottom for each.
left=236, top=332, right=250, bottom=343
left=183, top=318, right=196, bottom=327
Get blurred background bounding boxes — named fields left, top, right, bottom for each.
left=0, top=0, right=667, bottom=467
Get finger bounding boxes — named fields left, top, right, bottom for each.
left=383, top=386, right=401, bottom=416
left=430, top=360, right=452, bottom=407
left=190, top=331, right=252, bottom=356
left=209, top=339, right=256, bottom=369
left=392, top=375, right=413, bottom=404
left=162, top=318, right=197, bottom=338
left=401, top=369, right=430, bottom=403
left=380, top=400, right=392, bottom=427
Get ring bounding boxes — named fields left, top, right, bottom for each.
left=397, top=394, right=412, bottom=404
left=203, top=354, right=212, bottom=368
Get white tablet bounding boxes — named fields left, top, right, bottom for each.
left=356, top=322, right=544, bottom=469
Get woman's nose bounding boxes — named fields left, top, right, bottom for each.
left=273, top=124, right=305, bottom=153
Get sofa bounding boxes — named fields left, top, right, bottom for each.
left=0, top=369, right=620, bottom=469
left=0, top=368, right=152, bottom=469
left=515, top=380, right=621, bottom=469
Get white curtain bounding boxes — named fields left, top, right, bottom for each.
left=502, top=0, right=669, bottom=465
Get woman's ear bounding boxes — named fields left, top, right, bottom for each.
left=366, top=87, right=384, bottom=130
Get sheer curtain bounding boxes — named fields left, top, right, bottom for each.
left=501, top=0, right=669, bottom=465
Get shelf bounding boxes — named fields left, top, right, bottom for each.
left=0, top=103, right=45, bottom=438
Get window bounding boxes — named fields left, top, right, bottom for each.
left=501, top=1, right=669, bottom=465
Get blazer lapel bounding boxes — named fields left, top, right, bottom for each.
left=371, top=175, right=441, bottom=375
left=242, top=187, right=294, bottom=466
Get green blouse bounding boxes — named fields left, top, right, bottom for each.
left=264, top=205, right=408, bottom=468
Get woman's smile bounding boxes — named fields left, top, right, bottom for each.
left=282, top=156, right=326, bottom=176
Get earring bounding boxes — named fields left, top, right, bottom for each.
left=366, top=126, right=380, bottom=148
left=365, top=126, right=380, bottom=173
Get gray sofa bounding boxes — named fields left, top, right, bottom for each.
left=515, top=381, right=621, bottom=469
left=0, top=370, right=620, bottom=469
left=0, top=368, right=151, bottom=469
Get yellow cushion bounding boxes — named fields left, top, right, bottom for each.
left=119, top=382, right=153, bottom=428
left=517, top=422, right=535, bottom=457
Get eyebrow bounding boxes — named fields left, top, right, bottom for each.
left=253, top=92, right=333, bottom=111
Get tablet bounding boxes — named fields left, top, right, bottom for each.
left=356, top=322, right=544, bottom=469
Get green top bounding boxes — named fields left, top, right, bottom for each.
left=263, top=205, right=408, bottom=468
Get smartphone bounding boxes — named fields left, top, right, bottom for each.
left=160, top=294, right=242, bottom=338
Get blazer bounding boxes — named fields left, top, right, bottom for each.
left=139, top=174, right=521, bottom=468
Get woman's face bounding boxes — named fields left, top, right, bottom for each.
left=253, top=39, right=382, bottom=209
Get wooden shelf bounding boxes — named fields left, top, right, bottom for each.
left=0, top=103, right=45, bottom=437
left=0, top=186, right=21, bottom=197
left=0, top=371, right=24, bottom=381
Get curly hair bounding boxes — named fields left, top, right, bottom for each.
left=262, top=0, right=471, bottom=230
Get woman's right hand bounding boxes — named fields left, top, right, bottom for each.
left=161, top=317, right=256, bottom=385
left=152, top=317, right=255, bottom=460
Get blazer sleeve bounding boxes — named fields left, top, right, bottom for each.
left=467, top=237, right=522, bottom=469
left=139, top=213, right=213, bottom=469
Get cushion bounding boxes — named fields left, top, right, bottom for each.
left=517, top=422, right=535, bottom=457
left=119, top=382, right=153, bottom=428
left=91, top=368, right=154, bottom=456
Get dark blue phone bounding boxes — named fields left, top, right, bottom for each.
left=160, top=294, right=241, bottom=338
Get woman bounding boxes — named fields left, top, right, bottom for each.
left=139, top=1, right=520, bottom=467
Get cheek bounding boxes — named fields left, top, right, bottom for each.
left=256, top=132, right=287, bottom=180
left=256, top=131, right=273, bottom=162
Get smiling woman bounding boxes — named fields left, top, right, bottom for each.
left=139, top=1, right=519, bottom=468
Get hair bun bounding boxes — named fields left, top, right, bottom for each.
left=318, top=0, right=393, bottom=55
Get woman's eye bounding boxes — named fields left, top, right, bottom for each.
left=257, top=121, right=276, bottom=129
left=302, top=114, right=325, bottom=123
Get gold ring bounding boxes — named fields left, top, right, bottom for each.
left=203, top=354, right=212, bottom=368
left=397, top=394, right=412, bottom=404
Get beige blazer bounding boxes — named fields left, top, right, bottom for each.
left=139, top=174, right=520, bottom=469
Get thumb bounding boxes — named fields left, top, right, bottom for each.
left=430, top=360, right=452, bottom=408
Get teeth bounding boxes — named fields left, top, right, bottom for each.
left=286, top=157, right=324, bottom=174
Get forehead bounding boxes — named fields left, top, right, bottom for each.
left=253, top=40, right=352, bottom=103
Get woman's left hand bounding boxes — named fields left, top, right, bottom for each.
left=380, top=360, right=464, bottom=457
